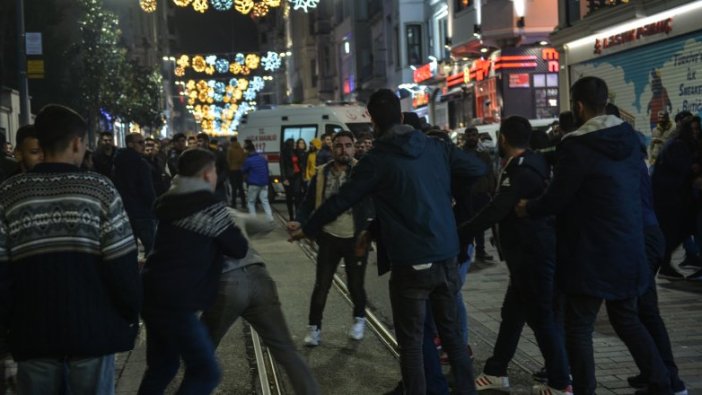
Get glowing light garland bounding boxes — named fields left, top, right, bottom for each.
left=211, top=0, right=233, bottom=11
left=175, top=53, right=274, bottom=77
left=252, top=2, right=269, bottom=17
left=139, top=0, right=157, bottom=13
left=288, top=0, right=319, bottom=12
left=163, top=0, right=317, bottom=16
left=192, top=0, right=209, bottom=12
left=261, top=51, right=281, bottom=71
left=234, top=0, right=254, bottom=14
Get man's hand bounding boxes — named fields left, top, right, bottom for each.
left=288, top=229, right=306, bottom=242
left=515, top=199, right=529, bottom=218
left=286, top=221, right=301, bottom=232
left=354, top=230, right=372, bottom=257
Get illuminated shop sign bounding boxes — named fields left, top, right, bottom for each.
left=413, top=62, right=438, bottom=83
left=594, top=18, right=673, bottom=54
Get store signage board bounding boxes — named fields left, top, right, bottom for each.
left=509, top=73, right=530, bottom=88
left=413, top=62, right=437, bottom=83
left=26, top=32, right=42, bottom=55
left=594, top=18, right=672, bottom=54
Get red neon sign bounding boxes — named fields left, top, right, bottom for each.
left=413, top=63, right=435, bottom=83
left=594, top=18, right=672, bottom=54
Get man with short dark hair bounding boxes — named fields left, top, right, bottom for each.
left=196, top=133, right=229, bottom=202
left=288, top=131, right=374, bottom=346
left=113, top=132, right=157, bottom=255
left=242, top=140, right=273, bottom=221
left=139, top=148, right=248, bottom=394
left=13, top=125, right=43, bottom=173
left=290, top=89, right=485, bottom=395
left=516, top=77, right=671, bottom=395
left=315, top=132, right=334, bottom=166
left=167, top=133, right=187, bottom=177
left=461, top=116, right=570, bottom=395
left=0, top=104, right=140, bottom=394
left=93, top=131, right=116, bottom=179
left=144, top=137, right=170, bottom=196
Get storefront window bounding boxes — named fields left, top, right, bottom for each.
left=406, top=24, right=422, bottom=66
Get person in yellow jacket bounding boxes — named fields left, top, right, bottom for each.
left=305, top=138, right=322, bottom=185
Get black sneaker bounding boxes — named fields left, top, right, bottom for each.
left=658, top=265, right=685, bottom=280
left=532, top=367, right=548, bottom=383
left=476, top=252, right=494, bottom=262
left=627, top=374, right=647, bottom=389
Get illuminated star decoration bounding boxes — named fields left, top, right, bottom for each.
left=139, top=0, right=157, bottom=13
left=210, top=0, right=233, bottom=11
left=215, top=59, right=230, bottom=74
left=288, top=0, right=319, bottom=12
left=261, top=51, right=281, bottom=71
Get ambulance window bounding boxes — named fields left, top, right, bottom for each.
left=325, top=124, right=344, bottom=135
left=282, top=125, right=317, bottom=148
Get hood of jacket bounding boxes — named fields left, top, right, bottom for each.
left=374, top=124, right=426, bottom=159
left=310, top=138, right=322, bottom=150
left=562, top=115, right=637, bottom=160
left=511, top=149, right=550, bottom=180
left=154, top=175, right=219, bottom=221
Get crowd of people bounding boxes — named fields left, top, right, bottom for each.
left=0, top=75, right=696, bottom=395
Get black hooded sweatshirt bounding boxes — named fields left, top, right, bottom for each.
left=142, top=181, right=248, bottom=311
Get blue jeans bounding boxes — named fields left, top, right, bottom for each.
left=201, top=265, right=320, bottom=395
left=389, top=259, right=476, bottom=395
left=17, top=355, right=114, bottom=395
left=247, top=184, right=273, bottom=221
left=138, top=309, right=221, bottom=395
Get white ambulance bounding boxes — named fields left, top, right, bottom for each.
left=237, top=104, right=373, bottom=197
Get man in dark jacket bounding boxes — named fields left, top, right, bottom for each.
left=516, top=77, right=670, bottom=395
left=139, top=148, right=248, bottom=394
left=166, top=133, right=187, bottom=177
left=92, top=131, right=116, bottom=179
left=289, top=89, right=485, bottom=395
left=315, top=132, right=333, bottom=166
left=288, top=131, right=374, bottom=346
left=242, top=140, right=273, bottom=221
left=113, top=133, right=157, bottom=255
left=0, top=105, right=140, bottom=393
left=196, top=133, right=229, bottom=202
left=460, top=116, right=570, bottom=395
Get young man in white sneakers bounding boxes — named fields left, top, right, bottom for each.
left=460, top=116, right=571, bottom=395
left=287, top=131, right=374, bottom=346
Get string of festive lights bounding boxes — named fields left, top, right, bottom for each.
left=173, top=52, right=285, bottom=77
left=157, top=0, right=318, bottom=15
left=139, top=0, right=157, bottom=12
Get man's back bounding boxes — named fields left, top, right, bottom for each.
left=113, top=147, right=156, bottom=219
left=0, top=163, right=140, bottom=360
left=243, top=153, right=269, bottom=186
left=527, top=115, right=648, bottom=299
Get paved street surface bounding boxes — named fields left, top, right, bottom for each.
left=117, top=210, right=702, bottom=394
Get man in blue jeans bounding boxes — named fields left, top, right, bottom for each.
left=290, top=89, right=486, bottom=395
left=0, top=105, right=141, bottom=394
left=242, top=140, right=273, bottom=222
left=139, top=149, right=248, bottom=394
left=516, top=77, right=671, bottom=395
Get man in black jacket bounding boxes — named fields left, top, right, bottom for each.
left=113, top=133, right=157, bottom=255
left=460, top=116, right=571, bottom=395
left=197, top=133, right=229, bottom=203
left=139, top=148, right=248, bottom=394
left=93, top=131, right=116, bottom=179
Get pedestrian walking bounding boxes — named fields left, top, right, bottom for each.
left=93, top=131, right=116, bottom=179
left=0, top=104, right=141, bottom=394
left=138, top=148, right=248, bottom=395
left=289, top=89, right=485, bottom=395
left=242, top=140, right=274, bottom=221
left=227, top=136, right=247, bottom=209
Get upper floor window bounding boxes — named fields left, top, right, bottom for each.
left=455, top=0, right=472, bottom=13
left=406, top=24, right=422, bottom=66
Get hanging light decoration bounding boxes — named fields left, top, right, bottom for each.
left=261, top=51, right=281, bottom=71
left=264, top=0, right=281, bottom=6
left=245, top=54, right=260, bottom=70
left=210, top=0, right=234, bottom=11
left=252, top=2, right=270, bottom=17
left=173, top=0, right=192, bottom=6
left=234, top=0, right=255, bottom=14
left=174, top=66, right=186, bottom=77
left=177, top=55, right=190, bottom=69
left=288, top=0, right=319, bottom=13
left=192, top=56, right=207, bottom=73
left=139, top=0, right=157, bottom=13
left=192, top=0, right=209, bottom=12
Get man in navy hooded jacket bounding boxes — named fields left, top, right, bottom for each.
left=289, top=89, right=485, bottom=395
left=516, top=77, right=670, bottom=395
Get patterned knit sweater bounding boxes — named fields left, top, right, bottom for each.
left=0, top=163, right=141, bottom=360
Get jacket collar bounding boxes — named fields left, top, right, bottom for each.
left=562, top=115, right=624, bottom=140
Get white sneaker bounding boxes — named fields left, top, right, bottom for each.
left=475, top=373, right=509, bottom=391
left=348, top=317, right=365, bottom=340
left=532, top=384, right=573, bottom=395
left=304, top=325, right=320, bottom=347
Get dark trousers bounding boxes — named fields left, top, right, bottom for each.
left=564, top=295, right=671, bottom=395
left=657, top=210, right=688, bottom=271
left=309, top=232, right=368, bottom=327
left=639, top=225, right=685, bottom=391
left=389, top=259, right=476, bottom=395
left=138, top=309, right=221, bottom=395
left=201, top=265, right=320, bottom=395
left=130, top=219, right=156, bottom=256
left=471, top=193, right=491, bottom=254
left=283, top=174, right=302, bottom=221
left=483, top=279, right=570, bottom=389
left=228, top=170, right=246, bottom=209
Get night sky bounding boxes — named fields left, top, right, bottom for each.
left=172, top=5, right=261, bottom=55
